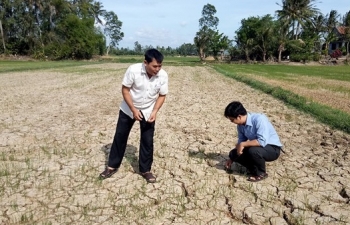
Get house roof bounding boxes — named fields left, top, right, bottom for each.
left=336, top=26, right=346, bottom=35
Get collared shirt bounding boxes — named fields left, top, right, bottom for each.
left=237, top=112, right=282, bottom=147
left=120, top=63, right=168, bottom=121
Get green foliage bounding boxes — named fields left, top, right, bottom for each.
left=208, top=31, right=231, bottom=60
left=235, top=15, right=277, bottom=61
left=341, top=46, right=347, bottom=55
left=103, top=11, right=124, bottom=47
left=312, top=53, right=321, bottom=61
left=289, top=53, right=312, bottom=62
left=195, top=4, right=221, bottom=60
left=0, top=0, right=120, bottom=59
left=45, top=15, right=103, bottom=60
left=177, top=43, right=197, bottom=56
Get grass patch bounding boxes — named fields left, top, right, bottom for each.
left=213, top=65, right=350, bottom=134
left=101, top=55, right=201, bottom=66
left=217, top=64, right=350, bottom=82
left=0, top=60, right=102, bottom=73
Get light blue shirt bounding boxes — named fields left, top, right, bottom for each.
left=237, top=113, right=282, bottom=147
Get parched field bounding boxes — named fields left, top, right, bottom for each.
left=0, top=63, right=349, bottom=224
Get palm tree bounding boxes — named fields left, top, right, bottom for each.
left=322, top=10, right=340, bottom=56
left=276, top=0, right=319, bottom=40
left=276, top=19, right=290, bottom=62
left=342, top=11, right=350, bottom=56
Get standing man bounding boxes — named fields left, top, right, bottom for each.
left=224, top=101, right=282, bottom=182
left=100, top=49, right=168, bottom=183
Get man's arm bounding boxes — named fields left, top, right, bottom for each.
left=236, top=115, right=269, bottom=155
left=148, top=94, right=166, bottom=122
left=236, top=139, right=260, bottom=155
left=122, top=85, right=143, bottom=121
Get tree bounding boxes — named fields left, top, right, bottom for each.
left=134, top=41, right=142, bottom=54
left=103, top=11, right=124, bottom=55
left=0, top=0, right=121, bottom=59
left=322, top=10, right=340, bottom=55
left=275, top=18, right=290, bottom=62
left=194, top=3, right=219, bottom=60
left=276, top=0, right=319, bottom=40
left=194, top=29, right=211, bottom=60
left=208, top=31, right=230, bottom=60
left=49, top=15, right=104, bottom=59
left=177, top=43, right=197, bottom=56
left=235, top=16, right=260, bottom=62
left=255, top=15, right=276, bottom=62
left=342, top=10, right=350, bottom=56
left=303, top=14, right=325, bottom=53
left=0, top=20, right=5, bottom=52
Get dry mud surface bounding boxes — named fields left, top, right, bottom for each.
left=0, top=63, right=350, bottom=225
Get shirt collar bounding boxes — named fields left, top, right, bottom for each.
left=141, top=63, right=159, bottom=77
left=141, top=63, right=147, bottom=74
left=245, top=113, right=252, bottom=126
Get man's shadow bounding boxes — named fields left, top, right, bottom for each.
left=188, top=150, right=249, bottom=175
left=101, top=143, right=139, bottom=173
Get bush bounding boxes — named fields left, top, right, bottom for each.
left=290, top=53, right=312, bottom=63
left=340, top=46, right=347, bottom=56
left=312, top=53, right=321, bottom=61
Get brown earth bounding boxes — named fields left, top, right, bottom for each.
left=0, top=64, right=349, bottom=224
left=244, top=74, right=350, bottom=114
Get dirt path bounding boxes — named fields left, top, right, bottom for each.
left=0, top=64, right=349, bottom=224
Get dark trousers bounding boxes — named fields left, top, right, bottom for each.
left=108, top=110, right=155, bottom=173
left=229, top=145, right=281, bottom=176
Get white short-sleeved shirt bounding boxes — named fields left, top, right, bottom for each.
left=120, top=63, right=168, bottom=121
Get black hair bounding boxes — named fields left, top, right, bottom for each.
left=224, top=101, right=247, bottom=118
left=144, top=48, right=164, bottom=63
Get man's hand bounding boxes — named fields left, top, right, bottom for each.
left=147, top=111, right=157, bottom=122
left=225, top=159, right=233, bottom=170
left=235, top=143, right=244, bottom=156
left=132, top=109, right=143, bottom=121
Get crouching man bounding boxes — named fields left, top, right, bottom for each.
left=224, top=101, right=282, bottom=182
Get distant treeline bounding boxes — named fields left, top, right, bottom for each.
left=0, top=0, right=123, bottom=59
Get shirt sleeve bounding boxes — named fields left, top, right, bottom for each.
left=122, top=66, right=134, bottom=87
left=159, top=72, right=168, bottom=95
left=254, top=115, right=269, bottom=147
left=237, top=126, right=247, bottom=144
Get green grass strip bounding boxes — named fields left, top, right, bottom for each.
left=213, top=66, right=350, bottom=134
left=0, top=60, right=102, bottom=73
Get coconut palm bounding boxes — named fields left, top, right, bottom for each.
left=276, top=0, right=320, bottom=40
left=342, top=11, right=350, bottom=55
left=322, top=10, right=340, bottom=55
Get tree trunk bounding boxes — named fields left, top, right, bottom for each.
left=325, top=42, right=329, bottom=56
left=295, top=22, right=300, bottom=40
left=263, top=51, right=266, bottom=62
left=0, top=20, right=5, bottom=52
left=106, top=45, right=110, bottom=55
left=199, top=47, right=205, bottom=61
left=278, top=43, right=284, bottom=63
left=245, top=49, right=250, bottom=62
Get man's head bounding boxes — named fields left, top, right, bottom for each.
left=224, top=101, right=247, bottom=125
left=144, top=49, right=164, bottom=76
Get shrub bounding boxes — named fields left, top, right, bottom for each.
left=290, top=53, right=312, bottom=63
left=312, top=53, right=321, bottom=61
left=330, top=49, right=342, bottom=59
left=340, top=46, right=347, bottom=56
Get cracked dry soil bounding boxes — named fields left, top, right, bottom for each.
left=0, top=63, right=349, bottom=224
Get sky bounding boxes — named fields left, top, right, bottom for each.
left=100, top=0, right=350, bottom=49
